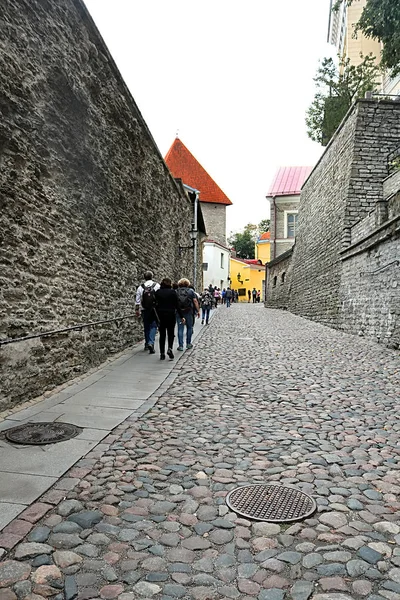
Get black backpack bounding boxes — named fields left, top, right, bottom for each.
left=177, top=287, right=192, bottom=311
left=141, top=283, right=156, bottom=310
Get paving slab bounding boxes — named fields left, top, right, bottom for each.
left=0, top=438, right=98, bottom=476
left=59, top=394, right=146, bottom=410
left=0, top=503, right=26, bottom=530
left=0, top=472, right=57, bottom=504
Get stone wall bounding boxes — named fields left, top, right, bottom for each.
left=269, top=196, right=298, bottom=259
left=265, top=249, right=293, bottom=310
left=201, top=203, right=227, bottom=246
left=265, top=99, right=400, bottom=348
left=339, top=216, right=400, bottom=348
left=289, top=100, right=400, bottom=330
left=0, top=0, right=196, bottom=409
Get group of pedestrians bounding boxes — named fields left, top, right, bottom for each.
left=248, top=287, right=261, bottom=303
left=135, top=271, right=200, bottom=360
left=136, top=273, right=238, bottom=360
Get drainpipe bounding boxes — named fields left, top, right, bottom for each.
left=193, top=191, right=199, bottom=290
left=273, top=196, right=277, bottom=259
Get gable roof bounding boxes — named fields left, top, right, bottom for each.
left=258, top=231, right=270, bottom=241
left=165, top=138, right=232, bottom=206
left=266, top=166, right=313, bottom=198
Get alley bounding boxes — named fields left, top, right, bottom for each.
left=0, top=304, right=399, bottom=600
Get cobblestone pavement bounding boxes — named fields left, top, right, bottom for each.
left=0, top=305, right=399, bottom=600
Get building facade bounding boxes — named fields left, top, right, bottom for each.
left=255, top=231, right=271, bottom=263
left=266, top=166, right=313, bottom=260
left=203, top=240, right=230, bottom=290
left=165, top=138, right=232, bottom=290
left=230, top=257, right=265, bottom=302
left=328, top=0, right=400, bottom=96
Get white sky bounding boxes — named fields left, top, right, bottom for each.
left=84, top=0, right=336, bottom=234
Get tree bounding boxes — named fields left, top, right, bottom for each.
left=258, top=219, right=270, bottom=234
left=335, top=0, right=400, bottom=77
left=228, top=220, right=270, bottom=259
left=306, top=54, right=380, bottom=145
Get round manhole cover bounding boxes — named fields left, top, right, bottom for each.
left=226, top=484, right=317, bottom=522
left=5, top=422, right=82, bottom=445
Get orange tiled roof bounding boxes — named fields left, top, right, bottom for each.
left=259, top=231, right=270, bottom=240
left=165, top=138, right=232, bottom=206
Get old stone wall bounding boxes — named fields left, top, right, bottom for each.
left=265, top=249, right=293, bottom=310
left=339, top=216, right=400, bottom=348
left=289, top=100, right=400, bottom=331
left=0, top=0, right=195, bottom=409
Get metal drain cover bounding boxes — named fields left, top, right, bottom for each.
left=226, top=484, right=317, bottom=522
left=5, top=422, right=82, bottom=445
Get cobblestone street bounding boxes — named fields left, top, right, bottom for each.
left=1, top=304, right=399, bottom=600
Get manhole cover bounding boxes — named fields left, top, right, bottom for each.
left=5, top=422, right=82, bottom=445
left=226, top=484, right=317, bottom=522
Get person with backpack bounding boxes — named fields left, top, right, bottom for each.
left=176, top=278, right=200, bottom=351
left=155, top=278, right=184, bottom=360
left=200, top=288, right=213, bottom=324
left=225, top=287, right=233, bottom=308
left=135, top=270, right=160, bottom=354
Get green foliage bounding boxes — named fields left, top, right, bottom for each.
left=306, top=55, right=380, bottom=145
left=334, top=0, right=400, bottom=76
left=228, top=220, right=270, bottom=259
left=258, top=219, right=271, bottom=234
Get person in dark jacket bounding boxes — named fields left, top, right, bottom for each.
left=155, top=278, right=184, bottom=360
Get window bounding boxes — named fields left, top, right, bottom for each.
left=281, top=272, right=285, bottom=283
left=273, top=276, right=277, bottom=288
left=220, top=253, right=224, bottom=268
left=285, top=211, right=298, bottom=238
left=202, top=263, right=208, bottom=271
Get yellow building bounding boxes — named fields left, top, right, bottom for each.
left=229, top=256, right=265, bottom=302
left=255, top=231, right=271, bottom=263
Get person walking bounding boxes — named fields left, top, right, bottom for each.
left=221, top=288, right=226, bottom=305
left=225, top=287, right=233, bottom=308
left=247, top=289, right=251, bottom=303
left=176, top=278, right=200, bottom=350
left=200, top=288, right=213, bottom=324
left=252, top=287, right=257, bottom=303
left=135, top=271, right=160, bottom=354
left=214, top=287, right=220, bottom=307
left=155, top=278, right=184, bottom=360
left=256, top=289, right=261, bottom=303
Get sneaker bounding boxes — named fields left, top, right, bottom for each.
left=144, top=343, right=149, bottom=351
left=167, top=348, right=174, bottom=360
left=160, top=353, right=165, bottom=360
left=148, top=345, right=155, bottom=354
left=177, top=346, right=184, bottom=351
left=186, top=343, right=193, bottom=350
left=201, top=320, right=204, bottom=324
left=206, top=321, right=209, bottom=325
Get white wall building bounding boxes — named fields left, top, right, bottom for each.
left=202, top=240, right=231, bottom=291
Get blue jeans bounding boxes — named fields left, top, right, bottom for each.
left=226, top=298, right=231, bottom=308
left=176, top=311, right=194, bottom=347
left=142, top=310, right=157, bottom=347
left=202, top=306, right=211, bottom=323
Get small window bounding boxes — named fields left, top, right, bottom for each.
left=281, top=272, right=285, bottom=283
left=286, top=213, right=298, bottom=238
left=273, top=276, right=277, bottom=288
left=220, top=253, right=224, bottom=268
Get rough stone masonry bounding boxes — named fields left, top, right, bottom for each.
left=0, top=0, right=197, bottom=409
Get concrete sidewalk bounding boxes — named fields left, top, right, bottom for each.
left=0, top=315, right=208, bottom=531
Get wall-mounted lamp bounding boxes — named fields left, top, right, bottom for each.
left=178, top=223, right=197, bottom=256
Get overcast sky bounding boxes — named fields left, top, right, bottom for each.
left=84, top=0, right=335, bottom=234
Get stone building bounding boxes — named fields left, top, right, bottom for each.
left=0, top=0, right=204, bottom=409
left=265, top=99, right=400, bottom=349
left=165, top=138, right=232, bottom=290
left=266, top=166, right=313, bottom=260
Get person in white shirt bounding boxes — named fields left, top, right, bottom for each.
left=135, top=271, right=160, bottom=354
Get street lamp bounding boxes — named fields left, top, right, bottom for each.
left=178, top=223, right=197, bottom=256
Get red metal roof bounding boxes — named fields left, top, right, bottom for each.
left=266, top=166, right=313, bottom=197
left=165, top=138, right=232, bottom=206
